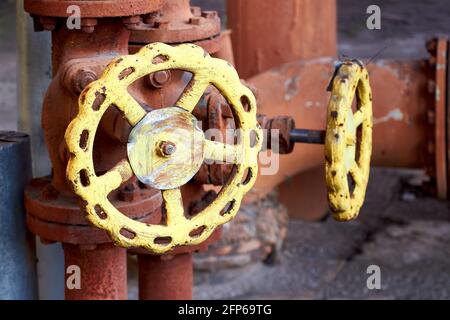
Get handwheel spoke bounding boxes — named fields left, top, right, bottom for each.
left=177, top=78, right=209, bottom=112
left=162, top=188, right=185, bottom=224
left=204, top=140, right=241, bottom=164
left=346, top=135, right=356, bottom=146
left=114, top=90, right=147, bottom=126
left=349, top=161, right=363, bottom=186
left=353, top=109, right=366, bottom=127
left=97, top=158, right=134, bottom=195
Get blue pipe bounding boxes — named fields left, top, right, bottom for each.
left=0, top=131, right=37, bottom=299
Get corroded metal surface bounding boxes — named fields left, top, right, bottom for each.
left=227, top=0, right=336, bottom=221
left=22, top=0, right=233, bottom=300
left=130, top=2, right=221, bottom=44
left=25, top=176, right=162, bottom=244
left=138, top=253, right=193, bottom=300
left=192, top=88, right=235, bottom=186
left=41, top=23, right=131, bottom=195
left=447, top=39, right=450, bottom=200
left=258, top=115, right=296, bottom=154
left=128, top=0, right=222, bottom=58
left=63, top=243, right=127, bottom=300
left=431, top=38, right=448, bottom=199
left=325, top=61, right=373, bottom=221
left=227, top=0, right=337, bottom=79
left=65, top=43, right=262, bottom=254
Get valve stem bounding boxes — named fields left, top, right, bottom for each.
left=290, top=129, right=326, bottom=145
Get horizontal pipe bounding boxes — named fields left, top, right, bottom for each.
left=227, top=0, right=337, bottom=79
left=290, top=129, right=326, bottom=144
left=247, top=57, right=429, bottom=201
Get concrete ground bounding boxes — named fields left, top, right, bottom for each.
left=194, top=168, right=450, bottom=299
left=1, top=1, right=450, bottom=300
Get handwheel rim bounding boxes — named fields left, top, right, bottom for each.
left=65, top=43, right=262, bottom=253
left=325, top=60, right=373, bottom=221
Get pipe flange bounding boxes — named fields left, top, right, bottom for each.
left=25, top=0, right=165, bottom=33
left=426, top=37, right=449, bottom=199
left=25, top=177, right=162, bottom=244
left=24, top=0, right=164, bottom=18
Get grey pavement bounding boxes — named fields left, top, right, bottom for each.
left=194, top=169, right=450, bottom=299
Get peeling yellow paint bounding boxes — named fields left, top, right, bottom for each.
left=325, top=61, right=373, bottom=221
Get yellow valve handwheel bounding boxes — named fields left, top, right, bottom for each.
left=325, top=60, right=373, bottom=221
left=65, top=43, right=262, bottom=254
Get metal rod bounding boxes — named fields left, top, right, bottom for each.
left=290, top=129, right=326, bottom=144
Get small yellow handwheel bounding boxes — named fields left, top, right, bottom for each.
left=65, top=43, right=262, bottom=253
left=325, top=60, right=373, bottom=221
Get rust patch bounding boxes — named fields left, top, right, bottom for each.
left=284, top=75, right=300, bottom=101
left=118, top=67, right=135, bottom=80
left=189, top=225, right=206, bottom=238
left=120, top=227, right=136, bottom=239
left=94, top=205, right=107, bottom=220
left=92, top=92, right=106, bottom=111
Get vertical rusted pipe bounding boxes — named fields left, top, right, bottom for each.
left=213, top=30, right=236, bottom=66
left=227, top=0, right=337, bottom=79
left=138, top=253, right=193, bottom=300
left=63, top=243, right=127, bottom=300
left=228, top=0, right=336, bottom=219
left=158, top=0, right=192, bottom=21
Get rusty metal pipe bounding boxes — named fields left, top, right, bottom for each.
left=227, top=0, right=337, bottom=79
left=63, top=243, right=127, bottom=300
left=138, top=253, right=193, bottom=300
left=227, top=0, right=337, bottom=216
left=159, top=0, right=192, bottom=21
left=25, top=0, right=217, bottom=301
left=212, top=30, right=236, bottom=66
left=43, top=21, right=131, bottom=195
